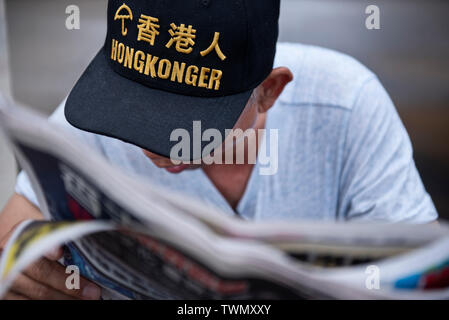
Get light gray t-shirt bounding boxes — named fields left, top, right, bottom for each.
left=16, top=43, right=438, bottom=223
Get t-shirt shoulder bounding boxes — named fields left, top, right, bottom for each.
left=275, top=42, right=376, bottom=110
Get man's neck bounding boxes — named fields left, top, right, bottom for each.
left=202, top=113, right=267, bottom=210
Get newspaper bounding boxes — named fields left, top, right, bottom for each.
left=0, top=96, right=448, bottom=300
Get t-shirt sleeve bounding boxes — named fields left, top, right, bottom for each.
left=15, top=170, right=40, bottom=208
left=338, top=77, right=438, bottom=223
left=15, top=99, right=105, bottom=209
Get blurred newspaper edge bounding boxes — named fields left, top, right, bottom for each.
left=0, top=95, right=449, bottom=300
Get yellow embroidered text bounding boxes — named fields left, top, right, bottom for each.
left=137, top=15, right=160, bottom=46
left=201, top=32, right=226, bottom=61
left=111, top=39, right=223, bottom=91
left=166, top=23, right=197, bottom=54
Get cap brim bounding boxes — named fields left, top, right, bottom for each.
left=65, top=48, right=252, bottom=161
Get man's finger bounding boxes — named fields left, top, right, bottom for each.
left=24, top=258, right=101, bottom=300
left=10, top=273, right=75, bottom=300
left=4, top=291, right=29, bottom=300
left=44, top=246, right=64, bottom=261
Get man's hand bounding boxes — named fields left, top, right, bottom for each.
left=0, top=194, right=101, bottom=300
left=3, top=246, right=101, bottom=300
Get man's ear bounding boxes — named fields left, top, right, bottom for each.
left=256, top=67, right=293, bottom=113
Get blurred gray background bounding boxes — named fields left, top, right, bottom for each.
left=1, top=0, right=448, bottom=218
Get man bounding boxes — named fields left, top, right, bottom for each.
left=0, top=0, right=437, bottom=300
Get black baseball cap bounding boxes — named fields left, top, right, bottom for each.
left=66, top=0, right=280, bottom=161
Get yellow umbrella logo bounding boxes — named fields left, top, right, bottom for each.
left=114, top=3, right=133, bottom=36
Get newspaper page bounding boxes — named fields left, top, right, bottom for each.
left=1, top=97, right=449, bottom=300
left=0, top=99, right=329, bottom=299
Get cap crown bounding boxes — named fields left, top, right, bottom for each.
left=105, top=0, right=280, bottom=98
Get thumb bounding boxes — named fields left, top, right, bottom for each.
left=44, top=246, right=64, bottom=261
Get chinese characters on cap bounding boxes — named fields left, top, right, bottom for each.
left=110, top=3, right=227, bottom=91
